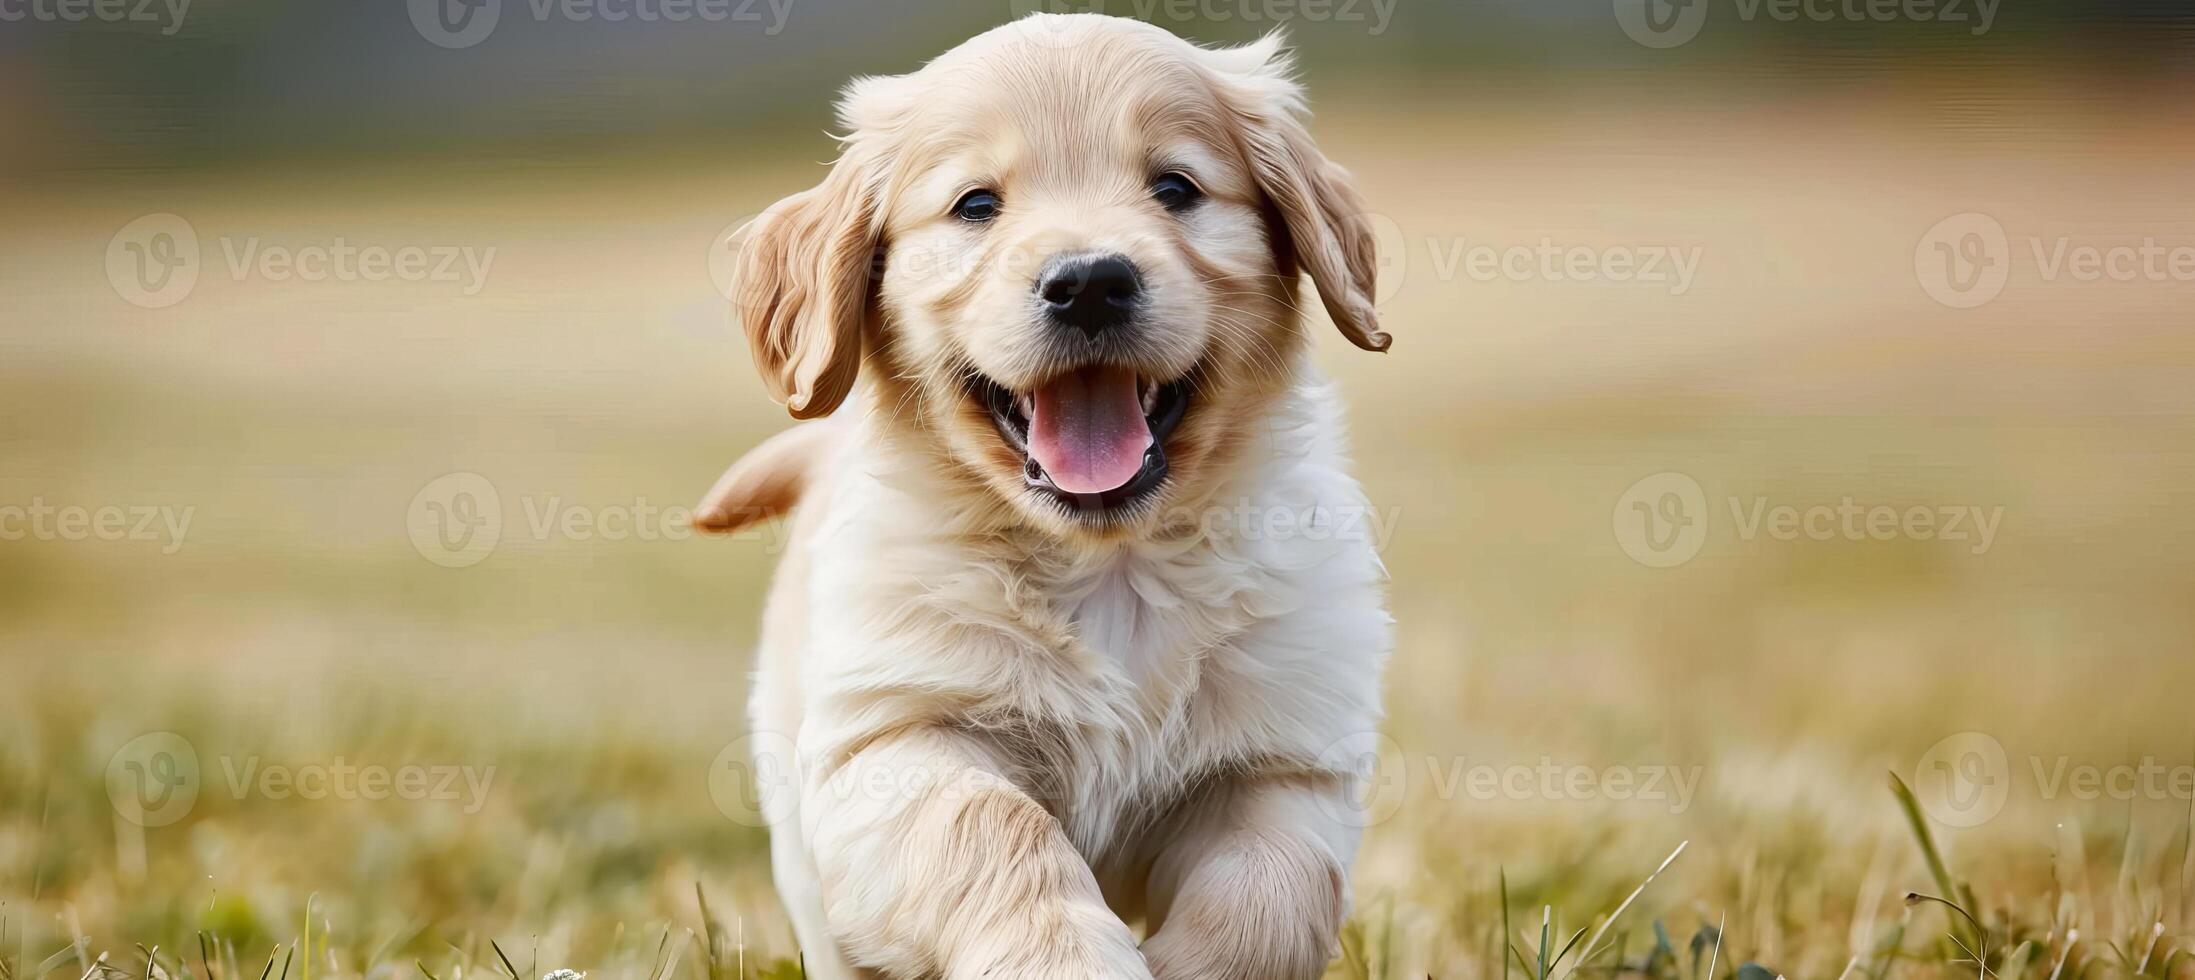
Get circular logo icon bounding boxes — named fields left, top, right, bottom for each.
left=708, top=731, right=800, bottom=828
left=1364, top=212, right=1408, bottom=308
left=1003, top=1, right=1112, bottom=50
left=407, top=472, right=502, bottom=568
left=708, top=212, right=767, bottom=303
left=409, top=0, right=501, bottom=49
left=106, top=732, right=201, bottom=827
left=1910, top=731, right=2009, bottom=828
left=107, top=213, right=201, bottom=310
left=1614, top=471, right=1709, bottom=568
left=1915, top=212, right=2010, bottom=309
left=1615, top=0, right=1709, bottom=49
left=1313, top=731, right=1409, bottom=830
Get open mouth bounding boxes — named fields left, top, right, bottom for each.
left=972, top=365, right=1193, bottom=517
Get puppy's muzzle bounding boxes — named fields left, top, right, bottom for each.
left=1037, top=252, right=1142, bottom=338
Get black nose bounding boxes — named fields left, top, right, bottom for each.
left=1038, top=253, right=1141, bottom=337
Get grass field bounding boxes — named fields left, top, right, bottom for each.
left=5, top=92, right=2195, bottom=978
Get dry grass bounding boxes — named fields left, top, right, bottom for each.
left=4, top=94, right=2194, bottom=978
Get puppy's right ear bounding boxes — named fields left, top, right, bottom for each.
left=1202, top=33, right=1390, bottom=354
left=736, top=147, right=881, bottom=420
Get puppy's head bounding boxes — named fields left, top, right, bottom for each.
left=735, top=14, right=1385, bottom=537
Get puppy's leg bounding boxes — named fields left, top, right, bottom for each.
left=768, top=821, right=876, bottom=979
left=1140, top=776, right=1358, bottom=980
left=806, top=729, right=1150, bottom=980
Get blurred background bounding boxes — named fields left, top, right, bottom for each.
left=4, top=1, right=2195, bottom=976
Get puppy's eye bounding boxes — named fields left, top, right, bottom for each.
left=953, top=189, right=1003, bottom=223
left=1150, top=172, right=1202, bottom=213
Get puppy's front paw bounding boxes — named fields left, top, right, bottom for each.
left=951, top=909, right=1151, bottom=980
left=1141, top=832, right=1347, bottom=980
left=1143, top=924, right=1333, bottom=980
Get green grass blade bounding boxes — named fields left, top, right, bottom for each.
left=488, top=942, right=520, bottom=980
left=1502, top=869, right=1514, bottom=980
left=1888, top=773, right=1961, bottom=906
left=2000, top=940, right=2037, bottom=980
left=1552, top=927, right=1591, bottom=971
left=1536, top=905, right=1554, bottom=980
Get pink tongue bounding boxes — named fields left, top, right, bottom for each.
left=1028, top=366, right=1153, bottom=495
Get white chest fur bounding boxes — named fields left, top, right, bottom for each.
left=786, top=381, right=1393, bottom=859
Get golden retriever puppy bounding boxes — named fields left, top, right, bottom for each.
left=697, top=13, right=1392, bottom=979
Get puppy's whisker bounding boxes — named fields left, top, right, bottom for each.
left=1206, top=314, right=1290, bottom=377
left=1207, top=288, right=1316, bottom=320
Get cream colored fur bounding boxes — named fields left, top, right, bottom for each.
left=706, top=14, right=1393, bottom=979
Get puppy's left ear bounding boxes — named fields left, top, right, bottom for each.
left=1207, top=34, right=1390, bottom=352
left=736, top=119, right=886, bottom=419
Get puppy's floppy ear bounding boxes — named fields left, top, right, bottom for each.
left=736, top=126, right=884, bottom=419
left=1206, top=33, right=1390, bottom=352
